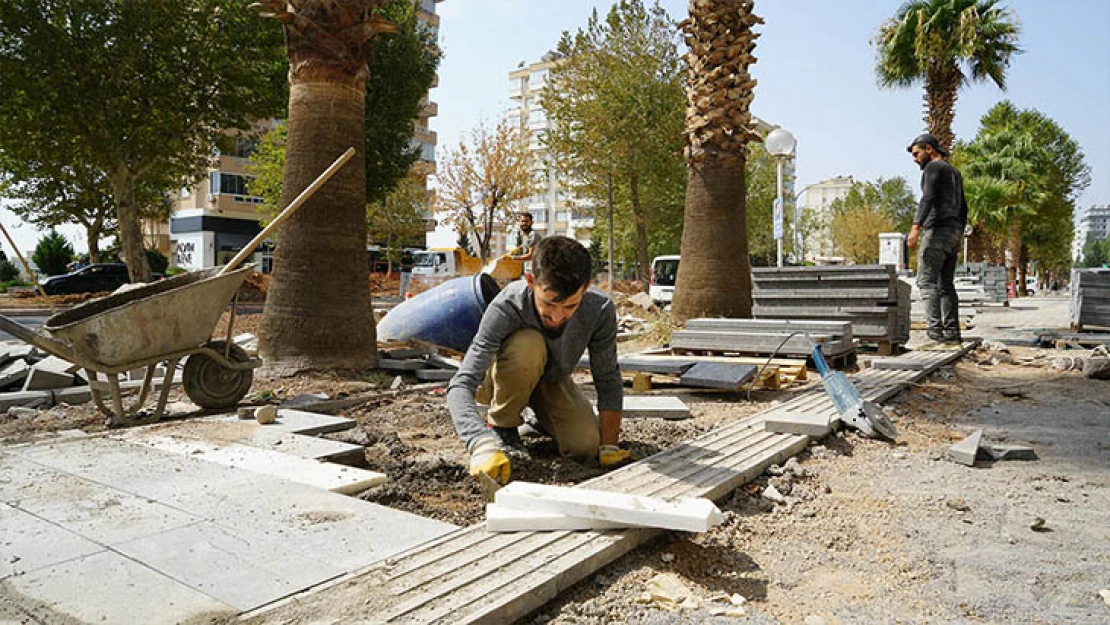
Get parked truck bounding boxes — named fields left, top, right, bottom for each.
left=411, top=247, right=524, bottom=281
left=411, top=247, right=484, bottom=279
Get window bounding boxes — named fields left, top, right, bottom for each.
left=210, top=173, right=252, bottom=196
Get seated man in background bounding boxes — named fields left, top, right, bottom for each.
left=447, top=235, right=632, bottom=485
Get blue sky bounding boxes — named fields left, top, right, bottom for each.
left=433, top=0, right=1107, bottom=218
left=2, top=0, right=1105, bottom=256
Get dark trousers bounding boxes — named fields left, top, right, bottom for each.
left=917, top=228, right=962, bottom=339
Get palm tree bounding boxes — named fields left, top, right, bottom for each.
left=671, top=0, right=763, bottom=321
left=254, top=1, right=396, bottom=375
left=874, top=0, right=1020, bottom=152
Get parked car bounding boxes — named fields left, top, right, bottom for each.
left=39, top=263, right=162, bottom=295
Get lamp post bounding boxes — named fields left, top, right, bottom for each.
left=765, top=128, right=796, bottom=267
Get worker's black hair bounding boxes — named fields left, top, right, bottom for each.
left=519, top=211, right=534, bottom=220
left=532, top=236, right=591, bottom=300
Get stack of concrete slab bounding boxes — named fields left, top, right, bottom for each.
left=956, top=263, right=1009, bottom=304
left=377, top=342, right=459, bottom=381
left=671, top=318, right=854, bottom=359
left=751, top=265, right=910, bottom=349
left=1070, top=268, right=1110, bottom=331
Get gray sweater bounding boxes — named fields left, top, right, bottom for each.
left=447, top=280, right=623, bottom=451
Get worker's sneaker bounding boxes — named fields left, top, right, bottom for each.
left=942, top=334, right=963, bottom=344
left=491, top=426, right=530, bottom=457
left=926, top=330, right=945, bottom=343
left=517, top=408, right=550, bottom=439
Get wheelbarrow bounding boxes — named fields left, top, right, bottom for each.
left=0, top=266, right=259, bottom=425
left=0, top=147, right=356, bottom=426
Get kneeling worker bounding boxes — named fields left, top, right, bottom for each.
left=447, top=236, right=632, bottom=484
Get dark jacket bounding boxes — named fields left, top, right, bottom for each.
left=915, top=159, right=968, bottom=231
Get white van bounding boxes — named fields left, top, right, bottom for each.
left=649, top=255, right=680, bottom=305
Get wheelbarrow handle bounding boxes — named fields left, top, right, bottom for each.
left=219, top=146, right=356, bottom=276
left=0, top=315, right=92, bottom=369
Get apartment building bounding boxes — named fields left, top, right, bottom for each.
left=165, top=0, right=444, bottom=272
left=504, top=53, right=795, bottom=257
left=800, top=175, right=854, bottom=261
left=1073, top=204, right=1110, bottom=262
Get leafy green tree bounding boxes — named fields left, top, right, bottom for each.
left=435, top=119, right=533, bottom=263
left=828, top=178, right=915, bottom=264
left=956, top=101, right=1089, bottom=284
left=32, top=231, right=76, bottom=277
left=874, top=0, right=1021, bottom=152
left=544, top=0, right=686, bottom=280
left=145, top=249, right=170, bottom=275
left=0, top=250, right=18, bottom=283
left=1080, top=238, right=1110, bottom=268
left=367, top=174, right=431, bottom=268
left=745, top=142, right=780, bottom=267
left=0, top=0, right=287, bottom=282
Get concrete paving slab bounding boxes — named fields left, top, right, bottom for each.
left=0, top=503, right=104, bottom=579
left=114, top=520, right=347, bottom=611
left=415, top=368, right=454, bottom=381
left=0, top=359, right=29, bottom=388
left=1, top=550, right=236, bottom=625
left=117, top=420, right=364, bottom=464
left=2, top=432, right=457, bottom=621
left=6, top=462, right=200, bottom=546
left=679, top=361, right=757, bottom=389
left=114, top=433, right=384, bottom=494
left=378, top=358, right=429, bottom=371
left=21, top=364, right=74, bottom=391
left=256, top=408, right=356, bottom=435
left=619, top=396, right=690, bottom=420
left=951, top=429, right=984, bottom=466
left=763, top=412, right=831, bottom=437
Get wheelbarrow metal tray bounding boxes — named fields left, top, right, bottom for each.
left=43, top=265, right=253, bottom=368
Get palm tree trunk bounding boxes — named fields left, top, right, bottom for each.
left=925, top=63, right=960, bottom=153
left=259, top=82, right=376, bottom=375
left=672, top=158, right=752, bottom=320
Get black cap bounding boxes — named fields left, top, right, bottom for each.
left=907, top=133, right=949, bottom=157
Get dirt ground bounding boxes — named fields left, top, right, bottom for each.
left=2, top=294, right=1109, bottom=624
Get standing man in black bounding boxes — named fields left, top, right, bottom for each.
left=906, top=133, right=968, bottom=344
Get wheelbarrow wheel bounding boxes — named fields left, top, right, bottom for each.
left=183, top=341, right=253, bottom=409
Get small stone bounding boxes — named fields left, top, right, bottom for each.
left=236, top=406, right=254, bottom=420
left=946, top=498, right=971, bottom=512
left=7, top=406, right=39, bottom=418
left=921, top=393, right=935, bottom=401
left=660, top=552, right=675, bottom=563
left=390, top=375, right=404, bottom=390
left=1083, top=357, right=1110, bottom=380
left=254, top=405, right=278, bottom=425
left=763, top=484, right=786, bottom=504
left=805, top=616, right=828, bottom=625
left=1098, top=589, right=1110, bottom=606
left=730, top=593, right=747, bottom=606
left=1030, top=517, right=1048, bottom=532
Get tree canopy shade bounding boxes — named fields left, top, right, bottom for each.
left=434, top=119, right=533, bottom=263
left=671, top=0, right=763, bottom=321
left=0, top=0, right=288, bottom=282
left=874, top=0, right=1020, bottom=152
left=255, top=0, right=401, bottom=375
left=544, top=0, right=686, bottom=281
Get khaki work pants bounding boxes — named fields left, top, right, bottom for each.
left=475, top=329, right=599, bottom=461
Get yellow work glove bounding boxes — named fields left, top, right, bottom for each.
left=599, top=444, right=634, bottom=468
left=468, top=437, right=511, bottom=485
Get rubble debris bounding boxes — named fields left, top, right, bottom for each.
left=762, top=484, right=786, bottom=504
left=1098, top=589, right=1110, bottom=607
left=946, top=498, right=971, bottom=512
left=951, top=429, right=1038, bottom=465
left=636, top=573, right=698, bottom=611
left=1083, top=346, right=1110, bottom=380
left=627, top=291, right=656, bottom=311
left=982, top=443, right=1037, bottom=461
left=1030, top=517, right=1048, bottom=532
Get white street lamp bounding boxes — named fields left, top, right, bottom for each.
left=765, top=128, right=796, bottom=268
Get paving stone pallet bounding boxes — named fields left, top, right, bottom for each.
left=669, top=329, right=855, bottom=358
left=1070, top=269, right=1110, bottom=331
left=245, top=341, right=979, bottom=625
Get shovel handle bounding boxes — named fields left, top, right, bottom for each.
left=219, top=146, right=356, bottom=276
